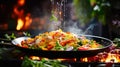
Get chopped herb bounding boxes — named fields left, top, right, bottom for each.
left=4, top=33, right=16, bottom=40
left=23, top=32, right=31, bottom=37
left=50, top=11, right=58, bottom=22
left=55, top=41, right=64, bottom=50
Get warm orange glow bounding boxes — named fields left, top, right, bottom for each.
left=30, top=56, right=41, bottom=60
left=13, top=7, right=19, bottom=16
left=57, top=58, right=76, bottom=62
left=24, top=13, right=32, bottom=30
left=29, top=56, right=50, bottom=61
left=81, top=57, right=88, bottom=62
left=16, top=18, right=24, bottom=30
left=18, top=0, right=25, bottom=6
left=105, top=53, right=120, bottom=63
left=20, top=57, right=24, bottom=60
left=12, top=0, right=32, bottom=30
left=13, top=6, right=24, bottom=17
left=59, top=11, right=62, bottom=15
left=80, top=50, right=120, bottom=63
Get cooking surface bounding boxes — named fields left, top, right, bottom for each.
left=0, top=59, right=120, bottom=67
left=0, top=35, right=120, bottom=67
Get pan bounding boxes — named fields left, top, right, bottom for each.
left=10, top=35, right=113, bottom=58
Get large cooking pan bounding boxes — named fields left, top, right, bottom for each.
left=9, top=35, right=113, bottom=58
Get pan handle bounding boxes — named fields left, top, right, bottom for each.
left=0, top=38, right=16, bottom=48
left=0, top=42, right=15, bottom=48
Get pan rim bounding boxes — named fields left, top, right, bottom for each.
left=11, top=34, right=113, bottom=51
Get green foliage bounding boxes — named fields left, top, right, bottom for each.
left=50, top=11, right=58, bottom=22
left=91, top=0, right=110, bottom=25
left=73, top=0, right=110, bottom=25
left=22, top=56, right=67, bottom=67
left=4, top=32, right=31, bottom=40
left=73, top=0, right=92, bottom=26
left=4, top=33, right=16, bottom=40
left=23, top=32, right=31, bottom=37
left=113, top=38, right=120, bottom=47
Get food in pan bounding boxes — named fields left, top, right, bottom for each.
left=18, top=29, right=103, bottom=51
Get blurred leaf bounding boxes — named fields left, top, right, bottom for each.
left=22, top=56, right=67, bottom=67
left=74, top=0, right=110, bottom=25
left=113, top=38, right=120, bottom=47
left=23, top=32, right=31, bottom=37
left=4, top=33, right=16, bottom=40
left=50, top=11, right=58, bottom=22
left=73, top=0, right=92, bottom=26
left=90, top=0, right=96, bottom=6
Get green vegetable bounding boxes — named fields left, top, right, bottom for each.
left=50, top=11, right=58, bottom=22
left=113, top=38, right=120, bottom=47
left=23, top=32, right=31, bottom=37
left=22, top=56, right=67, bottom=67
left=89, top=40, right=95, bottom=46
left=77, top=40, right=83, bottom=46
left=4, top=33, right=16, bottom=40
left=54, top=41, right=64, bottom=51
left=98, top=45, right=104, bottom=48
left=4, top=32, right=31, bottom=40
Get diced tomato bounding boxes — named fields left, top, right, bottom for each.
left=60, top=39, right=75, bottom=46
left=26, top=38, right=34, bottom=44
left=52, top=35, right=54, bottom=39
left=78, top=47, right=89, bottom=50
left=47, top=44, right=54, bottom=50
left=41, top=39, right=45, bottom=42
left=21, top=41, right=26, bottom=45
left=61, top=33, right=65, bottom=37
left=52, top=32, right=58, bottom=39
left=22, top=45, right=28, bottom=48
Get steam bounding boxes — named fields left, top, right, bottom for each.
left=83, top=24, right=96, bottom=34
left=63, top=20, right=101, bottom=36
left=29, top=0, right=102, bottom=37
left=47, top=21, right=61, bottom=31
left=63, top=21, right=83, bottom=35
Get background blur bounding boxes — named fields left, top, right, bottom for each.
left=0, top=0, right=120, bottom=40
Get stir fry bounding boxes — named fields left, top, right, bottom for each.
left=18, top=29, right=103, bottom=51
